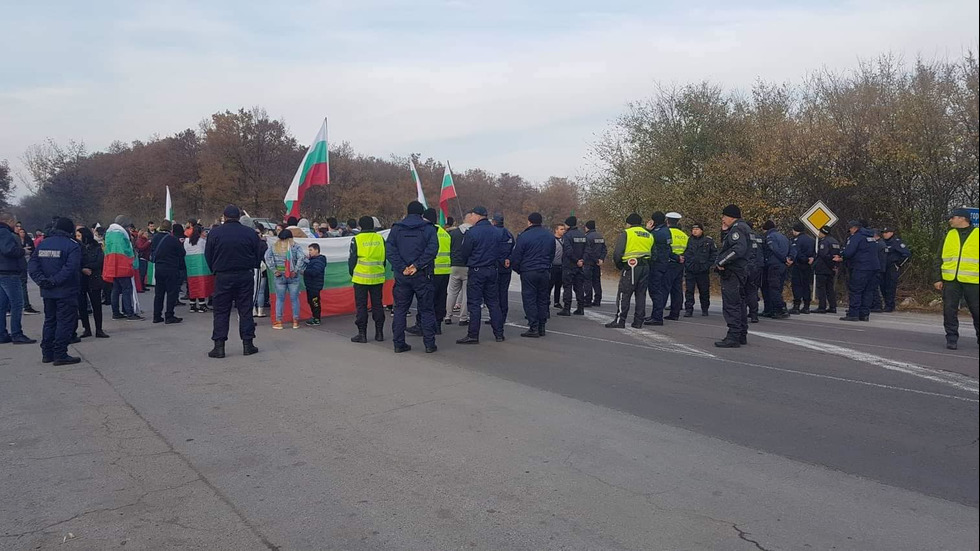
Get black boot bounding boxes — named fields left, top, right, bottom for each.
left=683, top=310, right=693, bottom=318
left=714, top=337, right=740, bottom=348
left=749, top=313, right=759, bottom=323
left=520, top=324, right=540, bottom=338
left=801, top=304, right=810, bottom=314
left=537, top=322, right=546, bottom=336
left=702, top=309, right=709, bottom=317
left=243, top=339, right=258, bottom=356
left=208, top=340, right=225, bottom=358
left=946, top=339, right=958, bottom=350
left=739, top=333, right=747, bottom=345
left=406, top=325, right=422, bottom=336
left=572, top=305, right=585, bottom=315
left=351, top=325, right=368, bottom=343
left=630, top=319, right=644, bottom=329
left=789, top=304, right=800, bottom=315
left=605, top=319, right=625, bottom=328
left=375, top=323, right=385, bottom=342
left=557, top=307, right=571, bottom=316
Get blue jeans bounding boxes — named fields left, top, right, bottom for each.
left=0, top=274, right=25, bottom=338
left=274, top=276, right=301, bottom=321
left=111, top=277, right=135, bottom=316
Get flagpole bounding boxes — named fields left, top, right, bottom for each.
left=447, top=161, right=465, bottom=222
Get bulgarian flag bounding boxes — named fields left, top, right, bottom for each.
left=165, top=186, right=174, bottom=221
left=184, top=238, right=214, bottom=299
left=410, top=159, right=427, bottom=208
left=284, top=118, right=330, bottom=219
left=102, top=224, right=138, bottom=282
left=438, top=162, right=457, bottom=225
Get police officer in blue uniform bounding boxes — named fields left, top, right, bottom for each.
left=490, top=213, right=514, bottom=324
left=813, top=225, right=840, bottom=313
left=714, top=205, right=751, bottom=348
left=386, top=201, right=439, bottom=354
left=761, top=220, right=790, bottom=319
left=788, top=222, right=815, bottom=314
left=582, top=220, right=607, bottom=307
left=457, top=206, right=505, bottom=344
left=28, top=217, right=82, bottom=365
left=558, top=216, right=588, bottom=316
left=204, top=205, right=262, bottom=359
left=880, top=227, right=910, bottom=312
left=644, top=212, right=676, bottom=326
left=510, top=212, right=556, bottom=338
left=870, top=229, right=888, bottom=312
left=837, top=220, right=880, bottom=321
left=744, top=222, right=764, bottom=323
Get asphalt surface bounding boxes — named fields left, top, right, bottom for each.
left=1, top=281, right=977, bottom=550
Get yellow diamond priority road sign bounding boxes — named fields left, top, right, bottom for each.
left=801, top=200, right=838, bottom=236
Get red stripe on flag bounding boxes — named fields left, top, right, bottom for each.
left=288, top=162, right=329, bottom=218
left=187, top=275, right=215, bottom=299
left=269, top=281, right=394, bottom=322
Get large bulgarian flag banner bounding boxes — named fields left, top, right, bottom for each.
left=102, top=224, right=138, bottom=281
left=264, top=232, right=394, bottom=323
left=438, top=162, right=457, bottom=225
left=184, top=239, right=214, bottom=299
left=284, top=118, right=329, bottom=219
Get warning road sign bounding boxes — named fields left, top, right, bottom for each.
left=801, top=200, right=838, bottom=235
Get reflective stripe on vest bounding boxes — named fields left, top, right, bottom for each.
left=352, top=232, right=386, bottom=285
left=669, top=227, right=689, bottom=256
left=623, top=227, right=654, bottom=260
left=434, top=226, right=451, bottom=275
left=941, top=227, right=980, bottom=284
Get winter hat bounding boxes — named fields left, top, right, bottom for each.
left=691, top=223, right=704, bottom=230
left=762, top=220, right=776, bottom=231
left=626, top=213, right=643, bottom=226
left=407, top=201, right=425, bottom=215
left=55, top=217, right=75, bottom=234
left=721, top=204, right=741, bottom=218
left=585, top=220, right=596, bottom=230
left=792, top=222, right=806, bottom=233
left=847, top=220, right=862, bottom=229
left=565, top=216, right=578, bottom=227
left=114, top=215, right=132, bottom=227
left=423, top=208, right=438, bottom=224
left=819, top=225, right=832, bottom=235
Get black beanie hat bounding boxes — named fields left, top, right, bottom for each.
left=422, top=207, right=438, bottom=223
left=358, top=216, right=374, bottom=230
left=585, top=220, right=596, bottom=230
left=651, top=211, right=666, bottom=224
left=55, top=217, right=75, bottom=234
left=407, top=201, right=425, bottom=215
left=792, top=222, right=806, bottom=233
left=722, top=204, right=741, bottom=218
left=626, top=213, right=643, bottom=225
left=565, top=216, right=577, bottom=227
left=763, top=220, right=776, bottom=231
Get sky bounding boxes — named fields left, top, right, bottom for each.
left=1, top=0, right=977, bottom=200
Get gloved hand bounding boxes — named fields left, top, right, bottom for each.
left=37, top=278, right=54, bottom=289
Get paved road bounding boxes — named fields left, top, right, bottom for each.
left=1, top=283, right=977, bottom=550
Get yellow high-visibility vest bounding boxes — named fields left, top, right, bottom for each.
left=623, top=226, right=654, bottom=261
left=351, top=232, right=386, bottom=285
left=434, top=226, right=451, bottom=275
left=669, top=227, right=689, bottom=256
left=941, top=227, right=979, bottom=284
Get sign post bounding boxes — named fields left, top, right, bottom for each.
left=801, top=201, right=839, bottom=307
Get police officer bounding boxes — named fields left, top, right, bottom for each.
left=386, top=201, right=439, bottom=354
left=490, top=213, right=514, bottom=324
left=836, top=220, right=880, bottom=321
left=880, top=226, right=911, bottom=312
left=605, top=214, right=653, bottom=329
left=348, top=215, right=387, bottom=343
left=408, top=208, right=451, bottom=335
left=510, top=212, right=556, bottom=337
left=813, top=225, right=840, bottom=314
left=457, top=206, right=505, bottom=344
left=683, top=222, right=717, bottom=317
left=204, top=205, right=261, bottom=358
left=28, top=216, right=81, bottom=365
left=582, top=220, right=607, bottom=307
left=744, top=222, right=764, bottom=323
left=761, top=220, right=790, bottom=319
left=870, top=229, right=888, bottom=312
left=664, top=212, right=687, bottom=320
left=788, top=222, right=815, bottom=314
left=934, top=208, right=978, bottom=349
left=558, top=216, right=587, bottom=316
left=714, top=205, right=751, bottom=348
left=643, top=212, right=675, bottom=326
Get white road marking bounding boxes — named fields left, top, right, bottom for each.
left=752, top=331, right=979, bottom=395
left=578, top=309, right=716, bottom=359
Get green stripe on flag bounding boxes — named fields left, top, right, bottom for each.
left=185, top=254, right=212, bottom=277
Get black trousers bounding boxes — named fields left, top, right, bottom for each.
left=685, top=271, right=711, bottom=313
left=520, top=269, right=551, bottom=328
left=467, top=267, right=503, bottom=339
left=646, top=264, right=668, bottom=323
left=307, top=287, right=322, bottom=320
left=764, top=264, right=787, bottom=313
left=414, top=274, right=449, bottom=328
left=665, top=263, right=684, bottom=316
left=497, top=270, right=512, bottom=322
left=153, top=268, right=179, bottom=321
left=882, top=264, right=900, bottom=310
left=354, top=283, right=385, bottom=330
left=78, top=287, right=104, bottom=333
left=744, top=267, right=761, bottom=316
left=42, top=296, right=78, bottom=360
left=561, top=265, right=585, bottom=308
left=550, top=265, right=563, bottom=305
left=815, top=272, right=837, bottom=311
left=942, top=280, right=979, bottom=343
left=583, top=264, right=602, bottom=305
left=393, top=274, right=436, bottom=348
left=791, top=263, right=813, bottom=307
left=847, top=269, right=876, bottom=319
left=721, top=269, right=747, bottom=339
left=211, top=270, right=255, bottom=342
left=615, top=263, right=649, bottom=325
